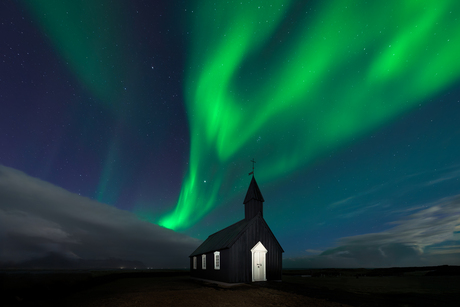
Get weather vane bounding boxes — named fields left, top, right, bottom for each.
left=249, top=158, right=255, bottom=176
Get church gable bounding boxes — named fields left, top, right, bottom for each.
left=242, top=213, right=284, bottom=253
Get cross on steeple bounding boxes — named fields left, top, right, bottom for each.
left=249, top=158, right=256, bottom=176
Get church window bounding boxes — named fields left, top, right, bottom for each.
left=193, top=256, right=197, bottom=269
left=202, top=254, right=206, bottom=269
left=214, top=251, right=220, bottom=270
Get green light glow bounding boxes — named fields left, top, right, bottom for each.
left=21, top=0, right=134, bottom=114
left=22, top=0, right=152, bottom=206
left=95, top=137, right=120, bottom=204
left=159, top=0, right=460, bottom=230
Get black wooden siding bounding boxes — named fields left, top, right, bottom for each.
left=244, top=198, right=263, bottom=220
left=189, top=219, right=248, bottom=257
left=190, top=249, right=231, bottom=282
left=227, top=216, right=282, bottom=282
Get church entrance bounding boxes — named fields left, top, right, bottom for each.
left=251, top=241, right=267, bottom=282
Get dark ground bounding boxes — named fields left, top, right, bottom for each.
left=1, top=266, right=459, bottom=306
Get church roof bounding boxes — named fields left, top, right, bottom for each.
left=189, top=218, right=249, bottom=257
left=189, top=213, right=283, bottom=257
left=243, top=176, right=264, bottom=204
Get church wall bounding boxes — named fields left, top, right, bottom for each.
left=228, top=229, right=250, bottom=283
left=189, top=249, right=230, bottom=282
left=228, top=217, right=283, bottom=282
left=253, top=218, right=283, bottom=281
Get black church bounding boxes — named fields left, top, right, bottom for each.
left=189, top=175, right=284, bottom=283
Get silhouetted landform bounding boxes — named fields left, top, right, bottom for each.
left=1, top=266, right=459, bottom=306
left=284, top=264, right=460, bottom=277
left=0, top=252, right=145, bottom=269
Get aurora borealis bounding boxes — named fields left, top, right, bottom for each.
left=159, top=0, right=460, bottom=230
left=2, top=0, right=460, bottom=268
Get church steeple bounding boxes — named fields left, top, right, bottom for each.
left=243, top=175, right=264, bottom=220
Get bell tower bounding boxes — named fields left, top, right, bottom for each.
left=243, top=175, right=265, bottom=220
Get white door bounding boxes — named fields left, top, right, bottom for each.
left=253, top=251, right=265, bottom=281
left=251, top=241, right=267, bottom=282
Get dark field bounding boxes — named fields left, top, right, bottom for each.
left=1, top=266, right=459, bottom=306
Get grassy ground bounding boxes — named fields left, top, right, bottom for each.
left=1, top=268, right=459, bottom=306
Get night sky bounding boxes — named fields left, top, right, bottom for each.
left=1, top=0, right=460, bottom=268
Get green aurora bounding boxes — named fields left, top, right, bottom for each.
left=21, top=0, right=153, bottom=205
left=20, top=0, right=460, bottom=231
left=22, top=0, right=134, bottom=111
left=159, top=0, right=460, bottom=230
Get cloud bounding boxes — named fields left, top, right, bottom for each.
left=328, top=163, right=460, bottom=220
left=341, top=196, right=460, bottom=248
left=305, top=249, right=323, bottom=254
left=329, top=196, right=356, bottom=208
left=0, top=165, right=201, bottom=268
left=285, top=195, right=460, bottom=268
left=327, top=183, right=387, bottom=209
left=423, top=164, right=460, bottom=187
